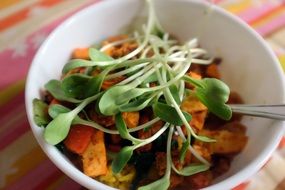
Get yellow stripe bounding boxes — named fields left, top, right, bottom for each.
left=0, top=0, right=21, bottom=9
left=0, top=79, right=25, bottom=106
left=279, top=55, right=285, bottom=72
left=5, top=147, right=47, bottom=186
left=1, top=132, right=42, bottom=188
left=224, top=0, right=252, bottom=14
left=270, top=27, right=285, bottom=47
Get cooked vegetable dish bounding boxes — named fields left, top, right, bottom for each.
left=32, top=0, right=248, bottom=189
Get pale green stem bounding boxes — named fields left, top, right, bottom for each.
left=106, top=62, right=150, bottom=79
left=176, top=126, right=210, bottom=166
left=165, top=126, right=174, bottom=178
left=133, top=123, right=169, bottom=149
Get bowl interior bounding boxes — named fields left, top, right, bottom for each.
left=25, top=0, right=285, bottom=190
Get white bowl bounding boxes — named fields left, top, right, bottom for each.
left=25, top=0, right=285, bottom=189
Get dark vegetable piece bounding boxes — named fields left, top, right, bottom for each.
left=33, top=98, right=50, bottom=126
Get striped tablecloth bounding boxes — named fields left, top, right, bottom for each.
left=0, top=0, right=285, bottom=190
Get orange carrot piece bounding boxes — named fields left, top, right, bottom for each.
left=72, top=48, right=90, bottom=60
left=206, top=64, right=221, bottom=79
left=101, top=76, right=126, bottom=90
left=64, top=125, right=94, bottom=154
left=49, top=98, right=60, bottom=105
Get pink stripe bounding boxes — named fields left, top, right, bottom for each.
left=256, top=12, right=285, bottom=36
left=213, top=0, right=223, bottom=4
left=0, top=117, right=30, bottom=151
left=55, top=177, right=82, bottom=190
left=6, top=159, right=61, bottom=190
left=34, top=171, right=63, bottom=189
left=238, top=3, right=281, bottom=23
left=0, top=0, right=101, bottom=91
left=0, top=102, right=25, bottom=126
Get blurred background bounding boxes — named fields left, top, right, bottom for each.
left=0, top=0, right=285, bottom=190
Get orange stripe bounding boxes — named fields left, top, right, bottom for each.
left=250, top=5, right=285, bottom=26
left=39, top=0, right=64, bottom=7
left=232, top=181, right=250, bottom=190
left=0, top=0, right=21, bottom=9
left=225, top=0, right=252, bottom=14
left=0, top=0, right=64, bottom=32
left=278, top=137, right=285, bottom=149
left=0, top=8, right=30, bottom=32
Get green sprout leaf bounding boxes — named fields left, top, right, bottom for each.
left=111, top=146, right=134, bottom=174
left=85, top=66, right=114, bottom=97
left=33, top=98, right=50, bottom=126
left=89, top=48, right=114, bottom=62
left=48, top=104, right=71, bottom=118
left=138, top=176, right=170, bottom=190
left=115, top=113, right=143, bottom=144
left=179, top=140, right=190, bottom=162
left=62, top=59, right=94, bottom=74
left=184, top=76, right=232, bottom=120
left=169, top=84, right=181, bottom=105
left=196, top=90, right=232, bottom=120
left=62, top=66, right=112, bottom=99
left=44, top=92, right=102, bottom=145
left=98, top=85, right=132, bottom=115
left=62, top=48, right=113, bottom=74
left=61, top=74, right=91, bottom=99
left=44, top=111, right=77, bottom=145
left=142, top=73, right=158, bottom=84
left=119, top=96, right=154, bottom=112
left=153, top=102, right=192, bottom=126
left=115, top=88, right=150, bottom=105
left=44, top=80, right=81, bottom=103
left=173, top=163, right=210, bottom=176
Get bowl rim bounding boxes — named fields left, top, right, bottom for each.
left=25, top=0, right=285, bottom=190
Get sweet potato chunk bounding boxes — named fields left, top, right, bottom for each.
left=181, top=95, right=207, bottom=113
left=64, top=125, right=94, bottom=154
left=181, top=95, right=208, bottom=131
left=82, top=130, right=107, bottom=177
left=137, top=120, right=163, bottom=152
left=101, top=76, right=126, bottom=90
left=198, top=129, right=248, bottom=154
left=205, top=64, right=220, bottom=79
left=191, top=145, right=212, bottom=162
left=72, top=48, right=90, bottom=60
left=122, top=112, right=140, bottom=128
left=102, top=35, right=138, bottom=58
left=190, top=111, right=208, bottom=131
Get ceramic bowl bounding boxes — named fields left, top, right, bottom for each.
left=25, top=0, right=285, bottom=189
